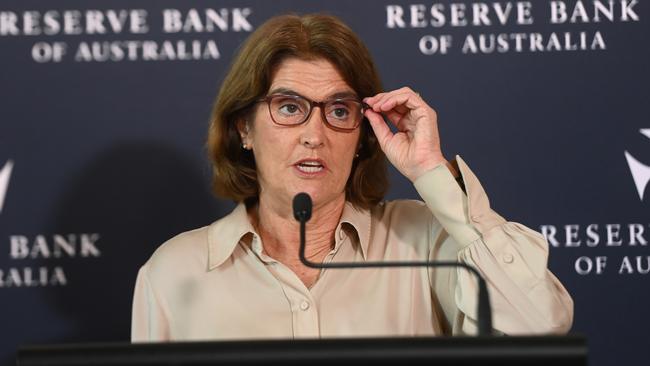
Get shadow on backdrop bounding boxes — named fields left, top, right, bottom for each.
left=8, top=141, right=234, bottom=366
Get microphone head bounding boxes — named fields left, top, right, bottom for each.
left=293, top=192, right=312, bottom=222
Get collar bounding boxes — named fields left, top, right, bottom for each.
left=338, top=201, right=371, bottom=260
left=207, top=201, right=372, bottom=270
left=207, top=203, right=256, bottom=270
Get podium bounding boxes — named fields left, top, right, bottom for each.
left=17, top=335, right=587, bottom=366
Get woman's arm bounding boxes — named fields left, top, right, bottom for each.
left=416, top=158, right=574, bottom=335
left=365, top=87, right=573, bottom=335
left=131, top=264, right=171, bottom=341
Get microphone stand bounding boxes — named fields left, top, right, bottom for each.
left=293, top=193, right=493, bottom=336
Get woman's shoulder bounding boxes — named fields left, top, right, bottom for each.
left=143, top=225, right=210, bottom=273
left=142, top=203, right=250, bottom=274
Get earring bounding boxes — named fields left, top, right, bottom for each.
left=242, top=143, right=248, bottom=150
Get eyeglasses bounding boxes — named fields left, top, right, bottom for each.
left=257, top=94, right=368, bottom=132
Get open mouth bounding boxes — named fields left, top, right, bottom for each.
left=295, top=160, right=324, bottom=173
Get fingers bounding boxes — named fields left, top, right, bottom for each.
left=365, top=87, right=422, bottom=112
left=365, top=88, right=427, bottom=130
left=376, top=94, right=417, bottom=115
left=384, top=110, right=404, bottom=126
left=364, top=86, right=436, bottom=135
left=369, top=95, right=418, bottom=132
left=365, top=87, right=417, bottom=104
left=364, top=109, right=393, bottom=150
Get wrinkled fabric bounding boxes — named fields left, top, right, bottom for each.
left=131, top=156, right=573, bottom=341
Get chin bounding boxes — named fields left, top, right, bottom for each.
left=284, top=179, right=346, bottom=207
left=300, top=189, right=344, bottom=208
left=290, top=187, right=320, bottom=202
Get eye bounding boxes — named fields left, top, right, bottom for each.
left=272, top=96, right=307, bottom=117
left=279, top=103, right=301, bottom=115
left=328, top=102, right=352, bottom=120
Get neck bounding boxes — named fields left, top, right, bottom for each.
left=252, top=193, right=346, bottom=264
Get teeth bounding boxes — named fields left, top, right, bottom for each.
left=297, top=164, right=323, bottom=173
left=300, top=161, right=322, bottom=166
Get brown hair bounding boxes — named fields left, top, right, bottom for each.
left=207, top=13, right=387, bottom=209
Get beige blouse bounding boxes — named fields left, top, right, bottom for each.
left=131, top=156, right=573, bottom=341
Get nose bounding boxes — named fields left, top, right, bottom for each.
left=299, top=105, right=327, bottom=148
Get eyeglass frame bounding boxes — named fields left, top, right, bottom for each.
left=255, top=93, right=370, bottom=133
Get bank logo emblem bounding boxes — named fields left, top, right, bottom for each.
left=624, top=129, right=650, bottom=201
left=0, top=160, right=13, bottom=213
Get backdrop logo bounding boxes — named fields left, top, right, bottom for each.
left=0, top=160, right=13, bottom=214
left=0, top=8, right=254, bottom=63
left=385, top=1, right=640, bottom=55
left=624, top=129, right=650, bottom=201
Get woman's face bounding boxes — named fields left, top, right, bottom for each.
left=241, top=57, right=361, bottom=212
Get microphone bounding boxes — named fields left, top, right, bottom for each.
left=293, top=192, right=312, bottom=222
left=292, top=192, right=493, bottom=336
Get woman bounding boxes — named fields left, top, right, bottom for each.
left=131, top=14, right=573, bottom=340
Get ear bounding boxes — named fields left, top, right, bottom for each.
left=236, top=119, right=252, bottom=149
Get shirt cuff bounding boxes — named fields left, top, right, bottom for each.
left=413, top=157, right=481, bottom=247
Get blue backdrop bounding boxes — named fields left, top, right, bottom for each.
left=1, top=1, right=648, bottom=366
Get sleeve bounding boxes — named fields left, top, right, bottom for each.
left=131, top=264, right=171, bottom=341
left=413, top=155, right=574, bottom=336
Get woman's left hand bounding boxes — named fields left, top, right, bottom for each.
left=364, top=87, right=456, bottom=182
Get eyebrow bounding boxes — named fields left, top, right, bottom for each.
left=268, top=87, right=359, bottom=100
